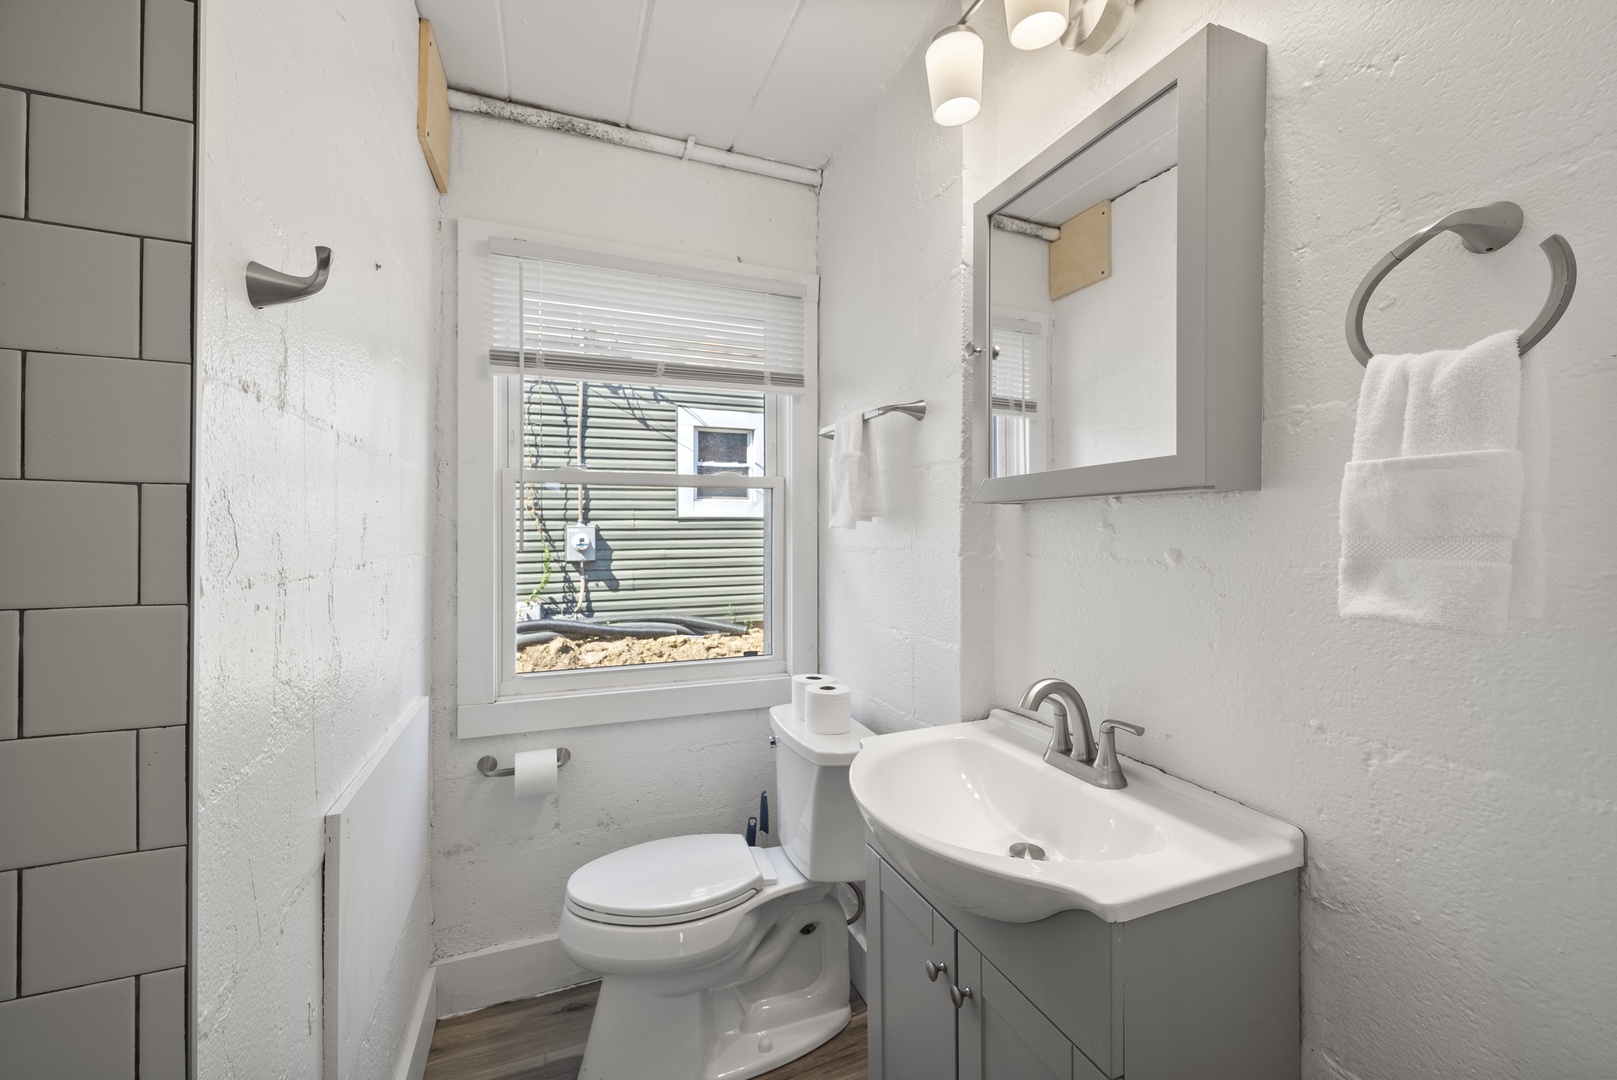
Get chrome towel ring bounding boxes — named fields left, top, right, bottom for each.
left=1345, top=201, right=1576, bottom=365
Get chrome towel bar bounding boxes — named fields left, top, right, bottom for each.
left=1346, top=201, right=1576, bottom=364
left=817, top=400, right=927, bottom=439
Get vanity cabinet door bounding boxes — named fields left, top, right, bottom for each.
left=957, top=937, right=1078, bottom=1080
left=869, top=854, right=958, bottom=1080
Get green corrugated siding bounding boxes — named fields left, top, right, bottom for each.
left=516, top=380, right=767, bottom=624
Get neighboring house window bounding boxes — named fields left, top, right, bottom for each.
left=676, top=406, right=765, bottom=518
left=454, top=221, right=819, bottom=736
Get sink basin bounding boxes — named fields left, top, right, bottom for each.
left=849, top=710, right=1304, bottom=923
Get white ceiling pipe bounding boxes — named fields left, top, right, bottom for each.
left=446, top=90, right=823, bottom=189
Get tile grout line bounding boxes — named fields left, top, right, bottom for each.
left=0, top=84, right=189, bottom=124
left=11, top=865, right=18, bottom=1001
left=0, top=210, right=194, bottom=249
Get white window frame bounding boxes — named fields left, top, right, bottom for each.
left=455, top=219, right=819, bottom=738
left=675, top=406, right=766, bottom=519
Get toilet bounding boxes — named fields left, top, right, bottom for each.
left=559, top=704, right=873, bottom=1080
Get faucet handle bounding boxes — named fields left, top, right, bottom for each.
left=1099, top=720, right=1144, bottom=737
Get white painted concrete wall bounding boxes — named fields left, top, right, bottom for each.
left=822, top=2, right=1617, bottom=1077
left=430, top=114, right=818, bottom=964
left=817, top=20, right=991, bottom=732
left=193, top=0, right=438, bottom=1076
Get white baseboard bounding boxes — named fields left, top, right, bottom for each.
left=394, top=967, right=437, bottom=1080
left=433, top=933, right=596, bottom=1018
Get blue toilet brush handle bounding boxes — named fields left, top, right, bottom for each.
left=759, top=791, right=770, bottom=835
left=746, top=816, right=758, bottom=847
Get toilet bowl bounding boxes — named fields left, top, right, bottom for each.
left=559, top=707, right=872, bottom=1080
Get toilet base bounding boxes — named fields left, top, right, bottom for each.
left=577, top=895, right=850, bottom=1080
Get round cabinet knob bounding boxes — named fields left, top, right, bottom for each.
left=924, top=960, right=948, bottom=982
left=950, top=984, right=974, bottom=1009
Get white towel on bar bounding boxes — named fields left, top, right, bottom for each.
left=829, top=413, right=885, bottom=529
left=1339, top=329, right=1547, bottom=634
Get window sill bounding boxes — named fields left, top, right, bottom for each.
left=456, top=674, right=792, bottom=738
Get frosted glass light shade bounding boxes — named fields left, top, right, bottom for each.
left=1005, top=0, right=1070, bottom=50
left=925, top=24, right=983, bottom=126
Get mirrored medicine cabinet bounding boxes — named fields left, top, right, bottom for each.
left=971, top=24, right=1267, bottom=502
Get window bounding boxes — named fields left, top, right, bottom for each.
left=991, top=317, right=1047, bottom=477
left=456, top=222, right=818, bottom=736
left=676, top=405, right=765, bottom=517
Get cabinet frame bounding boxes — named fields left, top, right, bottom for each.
left=867, top=844, right=1299, bottom=1080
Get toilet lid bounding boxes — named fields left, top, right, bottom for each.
left=566, top=834, right=765, bottom=920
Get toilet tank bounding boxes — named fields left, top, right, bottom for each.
left=768, top=705, right=873, bottom=882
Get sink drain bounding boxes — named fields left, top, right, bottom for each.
left=1008, top=842, right=1046, bottom=861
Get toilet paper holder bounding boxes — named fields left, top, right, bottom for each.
left=476, top=748, right=571, bottom=777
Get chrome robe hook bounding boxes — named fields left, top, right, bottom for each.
left=246, top=246, right=333, bottom=308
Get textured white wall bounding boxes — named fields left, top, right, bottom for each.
left=429, top=114, right=818, bottom=961
left=822, top=2, right=1617, bottom=1077
left=817, top=16, right=992, bottom=732
left=193, top=0, right=438, bottom=1076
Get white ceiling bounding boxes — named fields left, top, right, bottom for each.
left=415, top=0, right=949, bottom=169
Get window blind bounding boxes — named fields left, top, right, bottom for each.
left=488, top=252, right=806, bottom=394
left=991, top=323, right=1039, bottom=414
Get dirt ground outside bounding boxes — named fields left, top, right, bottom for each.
left=517, top=626, right=765, bottom=672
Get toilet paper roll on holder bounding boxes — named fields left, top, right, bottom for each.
left=476, top=748, right=571, bottom=777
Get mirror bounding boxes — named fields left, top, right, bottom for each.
left=972, top=25, right=1267, bottom=502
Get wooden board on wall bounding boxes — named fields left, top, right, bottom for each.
left=1048, top=200, right=1111, bottom=300
left=418, top=19, right=450, bottom=193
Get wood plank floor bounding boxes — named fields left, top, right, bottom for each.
left=424, top=982, right=867, bottom=1080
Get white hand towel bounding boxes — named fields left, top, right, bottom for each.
left=1339, top=329, right=1546, bottom=634
left=829, top=413, right=885, bottom=529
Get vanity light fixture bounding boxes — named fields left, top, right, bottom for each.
left=926, top=22, right=985, bottom=126
left=926, top=0, right=1140, bottom=126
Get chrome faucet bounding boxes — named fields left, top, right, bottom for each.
left=1015, top=677, right=1145, bottom=790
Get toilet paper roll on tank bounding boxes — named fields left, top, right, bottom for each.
left=791, top=673, right=834, bottom=719
left=804, top=682, right=852, bottom=736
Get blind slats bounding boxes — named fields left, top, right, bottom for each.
left=489, top=253, right=806, bottom=394
left=992, top=324, right=1039, bottom=413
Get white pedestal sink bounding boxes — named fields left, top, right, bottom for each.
left=849, top=710, right=1304, bottom=923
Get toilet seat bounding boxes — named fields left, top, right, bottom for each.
left=566, top=833, right=778, bottom=927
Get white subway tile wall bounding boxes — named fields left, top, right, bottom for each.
left=141, top=0, right=195, bottom=123
left=138, top=727, right=188, bottom=850
left=0, top=480, right=141, bottom=608
left=141, top=241, right=193, bottom=362
left=20, top=848, right=187, bottom=995
left=140, top=485, right=190, bottom=604
left=0, top=612, right=15, bottom=739
left=0, top=219, right=142, bottom=356
left=0, top=872, right=14, bottom=1000
left=23, top=353, right=192, bottom=482
left=0, top=0, right=193, bottom=1070
left=0, top=351, right=19, bottom=478
left=22, top=605, right=188, bottom=735
left=0, top=731, right=137, bottom=871
left=26, top=96, right=194, bottom=241
left=0, top=978, right=137, bottom=1080
left=138, top=968, right=187, bottom=1080
left=0, top=90, right=23, bottom=219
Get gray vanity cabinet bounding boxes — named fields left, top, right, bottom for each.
left=867, top=845, right=1300, bottom=1080
left=867, top=847, right=959, bottom=1080
left=958, top=938, right=1109, bottom=1080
